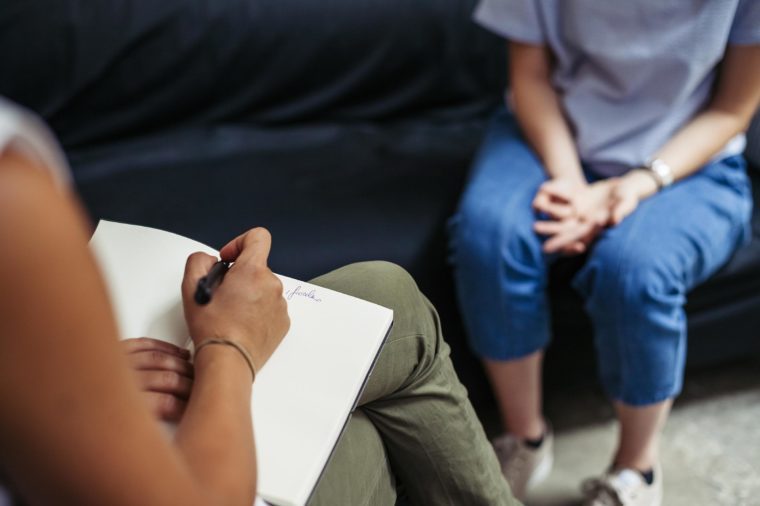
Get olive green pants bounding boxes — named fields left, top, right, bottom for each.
left=308, top=262, right=518, bottom=506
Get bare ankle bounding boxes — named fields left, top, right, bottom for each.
left=507, top=417, right=546, bottom=441
left=613, top=451, right=657, bottom=471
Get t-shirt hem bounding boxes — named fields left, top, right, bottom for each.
left=472, top=3, right=545, bottom=45
left=727, top=32, right=760, bottom=45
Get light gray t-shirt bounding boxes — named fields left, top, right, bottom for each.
left=474, top=0, right=760, bottom=175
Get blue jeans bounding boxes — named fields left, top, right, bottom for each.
left=449, top=109, right=753, bottom=405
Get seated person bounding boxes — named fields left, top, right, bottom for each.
left=449, top=1, right=760, bottom=505
left=0, top=97, right=517, bottom=506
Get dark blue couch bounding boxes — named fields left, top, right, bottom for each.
left=2, top=0, right=759, bottom=406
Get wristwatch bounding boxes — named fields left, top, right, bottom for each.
left=645, top=158, right=674, bottom=190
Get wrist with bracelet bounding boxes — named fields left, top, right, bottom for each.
left=195, top=338, right=258, bottom=382
left=637, top=158, right=674, bottom=191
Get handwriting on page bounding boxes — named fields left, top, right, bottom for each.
left=284, top=285, right=323, bottom=303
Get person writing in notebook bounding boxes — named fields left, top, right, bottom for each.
left=0, top=97, right=517, bottom=505
left=0, top=98, right=287, bottom=505
left=449, top=1, right=760, bottom=505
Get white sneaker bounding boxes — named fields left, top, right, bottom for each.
left=492, top=425, right=554, bottom=501
left=581, top=463, right=663, bottom=506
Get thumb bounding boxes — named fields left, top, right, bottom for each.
left=611, top=196, right=636, bottom=226
left=542, top=179, right=575, bottom=202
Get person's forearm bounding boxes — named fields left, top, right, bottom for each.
left=510, top=44, right=584, bottom=185
left=653, top=108, right=753, bottom=182
left=513, top=79, right=583, bottom=183
left=630, top=45, right=760, bottom=201
left=175, top=348, right=257, bottom=504
left=617, top=108, right=752, bottom=204
left=0, top=150, right=257, bottom=506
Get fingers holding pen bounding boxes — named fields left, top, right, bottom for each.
left=182, top=252, right=219, bottom=301
left=184, top=228, right=271, bottom=295
left=219, top=227, right=272, bottom=266
left=182, top=227, right=289, bottom=372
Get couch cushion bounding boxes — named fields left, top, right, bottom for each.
left=0, top=0, right=505, bottom=149
left=69, top=117, right=486, bottom=280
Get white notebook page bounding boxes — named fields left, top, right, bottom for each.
left=90, top=220, right=393, bottom=506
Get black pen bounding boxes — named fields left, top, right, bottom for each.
left=194, top=260, right=230, bottom=305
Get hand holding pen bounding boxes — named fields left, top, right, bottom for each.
left=180, top=228, right=290, bottom=374
left=194, top=261, right=230, bottom=305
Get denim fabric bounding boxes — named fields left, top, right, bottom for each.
left=449, top=109, right=753, bottom=405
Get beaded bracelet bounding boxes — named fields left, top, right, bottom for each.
left=195, top=338, right=257, bottom=382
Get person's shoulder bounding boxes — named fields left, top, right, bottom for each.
left=0, top=97, right=72, bottom=189
left=0, top=97, right=26, bottom=150
left=473, top=0, right=548, bottom=45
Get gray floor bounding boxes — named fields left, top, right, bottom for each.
left=481, top=358, right=760, bottom=506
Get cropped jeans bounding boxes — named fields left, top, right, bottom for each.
left=449, top=109, right=753, bottom=406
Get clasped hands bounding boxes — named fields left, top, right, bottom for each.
left=532, top=172, right=652, bottom=255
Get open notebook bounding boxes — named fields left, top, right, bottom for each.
left=90, top=220, right=393, bottom=506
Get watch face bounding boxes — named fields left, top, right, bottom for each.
left=650, top=159, right=674, bottom=186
